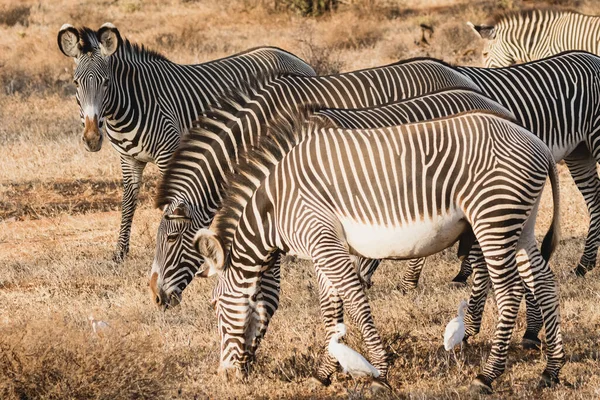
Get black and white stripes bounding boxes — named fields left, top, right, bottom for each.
left=195, top=110, right=563, bottom=393
left=58, top=23, right=315, bottom=262
left=470, top=9, right=600, bottom=67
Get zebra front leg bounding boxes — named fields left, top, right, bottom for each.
left=248, top=258, right=281, bottom=362
left=313, top=268, right=344, bottom=386
left=516, top=245, right=565, bottom=387
left=354, top=257, right=380, bottom=289
left=398, top=258, right=426, bottom=292
left=452, top=247, right=480, bottom=283
left=565, top=149, right=600, bottom=275
left=114, top=156, right=146, bottom=263
left=312, top=244, right=390, bottom=389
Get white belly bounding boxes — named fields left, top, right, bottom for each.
left=340, top=211, right=467, bottom=260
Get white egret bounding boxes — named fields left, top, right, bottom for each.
left=328, top=323, right=380, bottom=379
left=444, top=300, right=468, bottom=351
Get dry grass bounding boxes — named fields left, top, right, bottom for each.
left=1, top=0, right=599, bottom=399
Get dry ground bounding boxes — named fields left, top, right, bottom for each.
left=1, top=0, right=599, bottom=399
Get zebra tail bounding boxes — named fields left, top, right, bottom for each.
left=541, top=158, right=560, bottom=262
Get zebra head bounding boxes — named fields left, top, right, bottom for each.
left=467, top=21, right=528, bottom=67
left=149, top=200, right=209, bottom=311
left=57, top=23, right=120, bottom=152
left=195, top=229, right=261, bottom=378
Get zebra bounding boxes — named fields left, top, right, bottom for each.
left=399, top=51, right=600, bottom=344
left=57, top=23, right=315, bottom=262
left=468, top=9, right=600, bottom=67
left=193, top=110, right=563, bottom=394
left=149, top=57, right=482, bottom=311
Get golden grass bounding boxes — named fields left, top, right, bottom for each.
left=1, top=0, right=599, bottom=398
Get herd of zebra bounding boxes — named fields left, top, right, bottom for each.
left=56, top=8, right=600, bottom=395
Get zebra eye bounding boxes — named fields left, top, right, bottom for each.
left=102, top=78, right=109, bottom=87
left=73, top=79, right=79, bottom=87
left=167, top=233, right=179, bottom=243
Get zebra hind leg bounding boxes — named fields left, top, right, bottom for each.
left=564, top=149, right=600, bottom=276
left=515, top=244, right=565, bottom=388
left=470, top=243, right=523, bottom=394
left=462, top=257, right=490, bottom=340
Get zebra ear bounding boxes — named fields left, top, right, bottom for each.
left=467, top=22, right=496, bottom=40
left=58, top=24, right=82, bottom=58
left=97, top=23, right=121, bottom=57
left=194, top=229, right=225, bottom=277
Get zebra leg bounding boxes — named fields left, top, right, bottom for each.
left=451, top=248, right=479, bottom=283
left=470, top=242, right=523, bottom=394
left=564, top=148, right=600, bottom=275
left=463, top=248, right=544, bottom=348
left=398, top=258, right=426, bottom=292
left=515, top=244, right=565, bottom=387
left=354, top=257, right=380, bottom=289
left=114, top=156, right=146, bottom=263
left=312, top=237, right=389, bottom=388
left=314, top=268, right=344, bottom=386
left=463, top=255, right=490, bottom=339
left=248, top=257, right=281, bottom=362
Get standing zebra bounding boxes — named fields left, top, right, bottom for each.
left=150, top=58, right=480, bottom=310
left=468, top=9, right=600, bottom=67
left=194, top=110, right=563, bottom=394
left=57, top=23, right=315, bottom=262
left=397, top=51, right=600, bottom=346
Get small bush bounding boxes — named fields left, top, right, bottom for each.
left=276, top=0, right=338, bottom=16
left=0, top=5, right=30, bottom=27
left=299, top=38, right=344, bottom=75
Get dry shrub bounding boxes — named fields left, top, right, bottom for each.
left=328, top=20, right=385, bottom=50
left=275, top=0, right=338, bottom=16
left=298, top=37, right=344, bottom=75
left=0, top=5, right=30, bottom=27
left=0, top=316, right=182, bottom=400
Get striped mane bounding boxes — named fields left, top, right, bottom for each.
left=78, top=26, right=169, bottom=62
left=210, top=107, right=333, bottom=252
left=154, top=70, right=284, bottom=210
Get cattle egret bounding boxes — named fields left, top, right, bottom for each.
left=88, top=315, right=110, bottom=335
left=328, top=323, right=380, bottom=379
left=444, top=300, right=468, bottom=351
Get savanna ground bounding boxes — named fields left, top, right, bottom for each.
left=1, top=0, right=600, bottom=398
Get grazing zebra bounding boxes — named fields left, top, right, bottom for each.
left=468, top=9, right=600, bottom=67
left=57, top=23, right=315, bottom=262
left=150, top=58, right=481, bottom=311
left=194, top=110, right=563, bottom=394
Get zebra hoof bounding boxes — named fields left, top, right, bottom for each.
left=112, top=247, right=128, bottom=263
left=574, top=264, right=589, bottom=277
left=538, top=371, right=559, bottom=389
left=469, top=375, right=493, bottom=395
left=371, top=377, right=392, bottom=392
left=451, top=273, right=469, bottom=284
left=522, top=332, right=542, bottom=350
left=311, top=374, right=331, bottom=387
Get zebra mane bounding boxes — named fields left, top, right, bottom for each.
left=154, top=70, right=282, bottom=210
left=211, top=106, right=333, bottom=252
left=78, top=26, right=169, bottom=62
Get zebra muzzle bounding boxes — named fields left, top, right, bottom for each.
left=82, top=115, right=103, bottom=152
